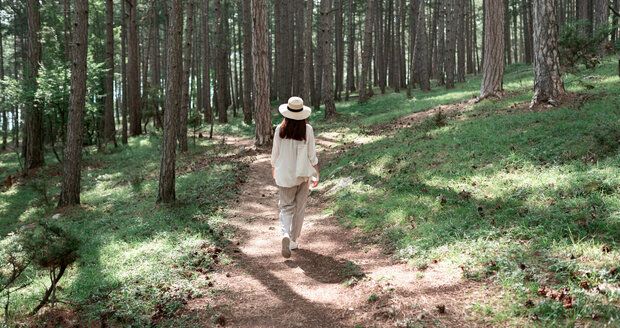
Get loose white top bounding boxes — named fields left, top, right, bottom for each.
left=271, top=124, right=319, bottom=188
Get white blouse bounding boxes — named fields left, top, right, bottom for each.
left=271, top=124, right=319, bottom=188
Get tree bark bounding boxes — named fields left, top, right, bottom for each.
left=444, top=0, right=456, bottom=89
left=479, top=0, right=505, bottom=99
left=320, top=0, right=337, bottom=119
left=150, top=1, right=163, bottom=130
left=252, top=0, right=272, bottom=147
left=0, top=0, right=6, bottom=151
left=457, top=0, right=466, bottom=82
left=58, top=0, right=88, bottom=207
left=359, top=0, right=375, bottom=103
left=214, top=0, right=229, bottom=123
left=303, top=0, right=315, bottom=104
left=25, top=0, right=44, bottom=170
left=345, top=0, right=356, bottom=100
left=202, top=0, right=212, bottom=124
left=335, top=0, right=345, bottom=100
left=104, top=0, right=117, bottom=147
left=178, top=0, right=194, bottom=152
left=158, top=0, right=184, bottom=203
left=120, top=0, right=129, bottom=144
left=531, top=0, right=565, bottom=107
left=127, top=0, right=142, bottom=136
left=242, top=0, right=253, bottom=125
left=414, top=0, right=431, bottom=92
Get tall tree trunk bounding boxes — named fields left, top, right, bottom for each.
left=576, top=0, right=591, bottom=36
left=120, top=0, right=129, bottom=144
left=393, top=0, right=402, bottom=92
left=178, top=0, right=194, bottom=152
left=25, top=0, right=44, bottom=170
left=345, top=0, right=355, bottom=100
left=293, top=0, right=306, bottom=98
left=303, top=0, right=315, bottom=104
left=334, top=0, right=344, bottom=100
left=151, top=1, right=163, bottom=130
left=437, top=0, right=446, bottom=85
left=158, top=0, right=184, bottom=203
left=313, top=0, right=325, bottom=108
left=414, top=0, right=431, bottom=92
left=480, top=0, right=505, bottom=99
left=58, top=0, right=88, bottom=207
left=444, top=0, right=456, bottom=89
left=202, top=0, right=212, bottom=124
left=359, top=0, right=376, bottom=103
left=242, top=0, right=253, bottom=125
left=320, top=0, right=337, bottom=119
left=594, top=0, right=609, bottom=52
left=128, top=0, right=142, bottom=136
left=523, top=0, right=534, bottom=63
left=104, top=0, right=117, bottom=147
left=0, top=0, right=6, bottom=151
left=531, top=0, right=565, bottom=107
left=252, top=0, right=272, bottom=147
left=457, top=0, right=466, bottom=82
left=504, top=0, right=512, bottom=65
left=214, top=0, right=229, bottom=123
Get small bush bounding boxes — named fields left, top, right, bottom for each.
left=559, top=21, right=613, bottom=69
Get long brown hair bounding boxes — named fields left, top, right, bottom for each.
left=279, top=118, right=307, bottom=141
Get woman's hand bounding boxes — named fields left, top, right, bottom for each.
left=272, top=167, right=276, bottom=179
left=312, top=176, right=319, bottom=188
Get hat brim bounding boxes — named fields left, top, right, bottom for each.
left=278, top=104, right=312, bottom=120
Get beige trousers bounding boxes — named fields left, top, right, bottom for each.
left=278, top=182, right=309, bottom=241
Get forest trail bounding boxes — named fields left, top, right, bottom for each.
left=190, top=102, right=495, bottom=327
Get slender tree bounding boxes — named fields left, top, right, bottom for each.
left=25, top=0, right=44, bottom=170
left=531, top=0, right=565, bottom=107
left=359, top=0, right=375, bottom=103
left=214, top=0, right=228, bottom=123
left=252, top=0, right=272, bottom=146
left=414, top=0, right=431, bottom=92
left=0, top=0, right=6, bottom=151
left=479, top=0, right=506, bottom=100
left=120, top=0, right=129, bottom=144
left=104, top=0, right=117, bottom=147
left=202, top=0, right=212, bottom=124
left=303, top=0, right=315, bottom=104
left=335, top=0, right=345, bottom=100
left=320, top=0, right=337, bottom=118
left=158, top=0, right=184, bottom=203
left=242, top=0, right=253, bottom=125
left=444, top=0, right=456, bottom=89
left=178, top=0, right=194, bottom=152
left=345, top=0, right=356, bottom=100
left=127, top=0, right=141, bottom=136
left=58, top=0, right=89, bottom=207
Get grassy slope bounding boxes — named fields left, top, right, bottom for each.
left=0, top=136, right=246, bottom=325
left=322, top=60, right=620, bottom=326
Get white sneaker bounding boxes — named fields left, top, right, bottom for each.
left=281, top=236, right=291, bottom=258
left=290, top=240, right=298, bottom=250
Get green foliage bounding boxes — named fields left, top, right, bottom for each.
left=558, top=21, right=614, bottom=69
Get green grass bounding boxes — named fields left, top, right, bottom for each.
left=0, top=135, right=246, bottom=326
left=322, top=59, right=620, bottom=326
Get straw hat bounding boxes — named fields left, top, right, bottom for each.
left=278, top=97, right=312, bottom=120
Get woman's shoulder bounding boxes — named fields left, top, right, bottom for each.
left=305, top=124, right=314, bottom=131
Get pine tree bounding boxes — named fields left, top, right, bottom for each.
left=479, top=0, right=505, bottom=100
left=252, top=0, right=272, bottom=146
left=359, top=0, right=376, bottom=103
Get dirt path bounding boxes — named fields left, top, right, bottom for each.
left=192, top=102, right=495, bottom=327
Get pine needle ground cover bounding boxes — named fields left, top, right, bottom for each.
left=0, top=135, right=246, bottom=326
left=321, top=59, right=620, bottom=326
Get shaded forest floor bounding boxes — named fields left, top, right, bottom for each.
left=1, top=59, right=620, bottom=327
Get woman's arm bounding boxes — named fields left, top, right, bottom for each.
left=271, top=126, right=281, bottom=178
left=307, top=125, right=319, bottom=187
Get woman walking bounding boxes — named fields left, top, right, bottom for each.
left=271, top=97, right=320, bottom=258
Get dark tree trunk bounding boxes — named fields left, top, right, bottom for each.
left=214, top=0, right=229, bottom=123
left=158, top=0, right=184, bottom=203
left=414, top=0, right=431, bottom=92
left=151, top=1, right=163, bottom=130
left=25, top=0, right=44, bottom=170
left=335, top=0, right=344, bottom=100
left=58, top=0, right=88, bottom=207
left=345, top=0, right=356, bottom=100
left=359, top=0, right=376, bottom=103
left=104, top=0, right=117, bottom=147
left=437, top=0, right=446, bottom=85
left=202, top=0, right=212, bottom=124
left=252, top=0, right=272, bottom=146
left=128, top=0, right=142, bottom=136
left=242, top=0, right=253, bottom=125
left=480, top=0, right=505, bottom=99
left=303, top=0, right=315, bottom=104
left=444, top=0, right=456, bottom=89
left=178, top=0, right=194, bottom=152
left=120, top=0, right=128, bottom=144
left=0, top=0, right=6, bottom=151
left=531, top=0, right=565, bottom=107
left=457, top=0, right=466, bottom=82
left=320, top=0, right=337, bottom=119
